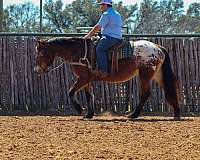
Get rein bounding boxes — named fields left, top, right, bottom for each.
left=46, top=58, right=64, bottom=73
left=46, top=39, right=90, bottom=72
left=69, top=39, right=91, bottom=68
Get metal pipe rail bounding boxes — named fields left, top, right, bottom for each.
left=0, top=32, right=200, bottom=37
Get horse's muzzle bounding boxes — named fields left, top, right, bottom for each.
left=34, top=66, right=44, bottom=74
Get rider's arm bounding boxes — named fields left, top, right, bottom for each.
left=84, top=24, right=101, bottom=39
left=84, top=13, right=109, bottom=39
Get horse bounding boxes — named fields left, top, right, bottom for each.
left=34, top=37, right=180, bottom=120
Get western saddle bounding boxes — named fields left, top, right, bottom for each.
left=90, top=37, right=127, bottom=76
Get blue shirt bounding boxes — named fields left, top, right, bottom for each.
left=97, top=7, right=122, bottom=39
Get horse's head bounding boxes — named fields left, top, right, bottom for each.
left=34, top=39, right=56, bottom=74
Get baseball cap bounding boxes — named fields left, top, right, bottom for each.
left=98, top=0, right=113, bottom=5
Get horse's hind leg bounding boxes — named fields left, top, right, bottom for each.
left=128, top=79, right=151, bottom=119
left=69, top=78, right=89, bottom=115
left=166, top=94, right=180, bottom=120
left=84, top=85, right=95, bottom=119
left=153, top=68, right=180, bottom=120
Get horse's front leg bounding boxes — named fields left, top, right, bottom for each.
left=69, top=78, right=89, bottom=115
left=84, top=84, right=95, bottom=119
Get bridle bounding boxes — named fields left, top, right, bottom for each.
left=45, top=59, right=65, bottom=73
left=36, top=45, right=65, bottom=73
left=37, top=38, right=91, bottom=73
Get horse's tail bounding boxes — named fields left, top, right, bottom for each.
left=159, top=46, right=179, bottom=103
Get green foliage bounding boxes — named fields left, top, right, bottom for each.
left=4, top=2, right=39, bottom=32
left=135, top=0, right=185, bottom=33
left=43, top=0, right=72, bottom=33
left=43, top=0, right=137, bottom=33
left=70, top=0, right=100, bottom=27
left=114, top=1, right=138, bottom=33
left=42, top=0, right=101, bottom=32
left=187, top=3, right=200, bottom=33
left=195, top=26, right=200, bottom=33
left=2, top=0, right=200, bottom=34
left=135, top=0, right=160, bottom=33
left=187, top=3, right=200, bottom=17
left=176, top=3, right=200, bottom=33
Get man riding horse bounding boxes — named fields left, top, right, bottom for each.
left=83, top=0, right=123, bottom=78
left=34, top=0, right=180, bottom=120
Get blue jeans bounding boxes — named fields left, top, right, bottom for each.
left=96, top=35, right=121, bottom=73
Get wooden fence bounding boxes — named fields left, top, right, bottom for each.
left=0, top=36, right=200, bottom=115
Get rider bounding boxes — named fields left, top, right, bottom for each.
left=83, top=0, right=123, bottom=77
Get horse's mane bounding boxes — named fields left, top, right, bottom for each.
left=46, top=37, right=83, bottom=47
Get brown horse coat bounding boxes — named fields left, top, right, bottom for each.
left=34, top=37, right=180, bottom=119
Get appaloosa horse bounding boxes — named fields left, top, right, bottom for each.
left=34, top=37, right=180, bottom=120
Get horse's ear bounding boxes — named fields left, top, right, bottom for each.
left=37, top=39, right=46, bottom=47
left=35, top=38, right=46, bottom=55
left=34, top=37, right=40, bottom=43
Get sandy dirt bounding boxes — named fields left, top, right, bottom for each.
left=0, top=114, right=200, bottom=160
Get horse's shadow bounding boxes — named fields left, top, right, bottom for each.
left=81, top=116, right=193, bottom=123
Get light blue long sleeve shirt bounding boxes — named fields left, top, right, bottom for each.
left=97, top=7, right=123, bottom=39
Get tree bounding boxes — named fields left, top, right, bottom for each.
left=43, top=0, right=73, bottom=33
left=70, top=0, right=100, bottom=27
left=187, top=3, right=200, bottom=33
left=159, top=0, right=184, bottom=33
left=43, top=0, right=102, bottom=33
left=187, top=3, right=200, bottom=17
left=4, top=2, right=39, bottom=32
left=134, top=0, right=160, bottom=33
left=43, top=0, right=137, bottom=33
left=3, top=0, right=199, bottom=34
left=114, top=1, right=138, bottom=33
left=134, top=0, right=185, bottom=34
left=0, top=0, right=3, bottom=31
left=175, top=3, right=200, bottom=33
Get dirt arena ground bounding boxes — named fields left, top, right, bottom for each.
left=0, top=114, right=200, bottom=160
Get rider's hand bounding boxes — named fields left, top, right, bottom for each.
left=83, top=34, right=90, bottom=39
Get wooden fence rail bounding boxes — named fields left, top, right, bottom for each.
left=0, top=36, right=200, bottom=115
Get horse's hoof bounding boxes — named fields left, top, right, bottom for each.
left=75, top=107, right=84, bottom=116
left=83, top=112, right=94, bottom=119
left=83, top=116, right=93, bottom=119
left=80, top=108, right=86, bottom=116
left=174, top=116, right=181, bottom=121
left=127, top=112, right=139, bottom=119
